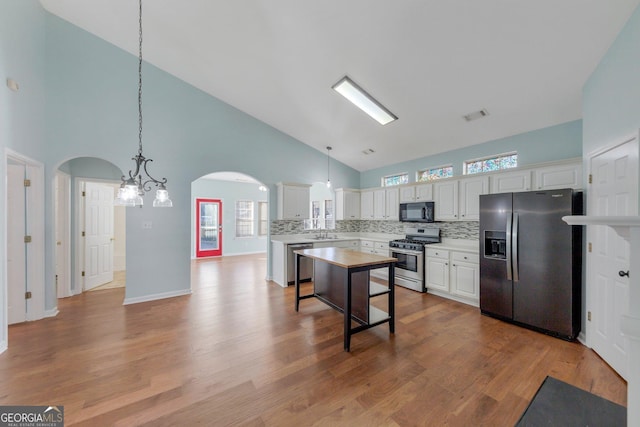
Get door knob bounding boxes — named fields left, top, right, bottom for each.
left=619, top=270, right=630, bottom=277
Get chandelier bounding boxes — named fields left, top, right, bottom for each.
left=115, top=0, right=172, bottom=207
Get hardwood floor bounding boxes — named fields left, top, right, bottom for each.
left=0, top=254, right=626, bottom=426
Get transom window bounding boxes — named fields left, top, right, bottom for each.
left=464, top=152, right=518, bottom=175
left=382, top=173, right=409, bottom=187
left=417, top=165, right=453, bottom=182
left=235, top=200, right=254, bottom=238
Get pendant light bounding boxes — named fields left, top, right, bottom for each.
left=326, top=146, right=332, bottom=188
left=115, top=0, right=172, bottom=208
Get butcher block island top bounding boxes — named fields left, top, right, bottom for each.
left=293, top=247, right=397, bottom=351
left=293, top=247, right=397, bottom=268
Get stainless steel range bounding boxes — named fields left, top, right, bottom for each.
left=389, top=227, right=441, bottom=292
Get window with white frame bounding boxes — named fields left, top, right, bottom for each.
left=417, top=165, right=453, bottom=182
left=382, top=173, right=409, bottom=187
left=257, top=201, right=268, bottom=236
left=464, top=152, right=518, bottom=175
left=235, top=200, right=254, bottom=238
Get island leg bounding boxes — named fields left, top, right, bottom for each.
left=295, top=253, right=301, bottom=312
left=389, top=263, right=395, bottom=334
left=344, top=269, right=352, bottom=351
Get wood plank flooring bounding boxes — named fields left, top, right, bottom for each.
left=0, top=253, right=626, bottom=426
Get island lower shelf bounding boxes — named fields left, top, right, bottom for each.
left=294, top=247, right=397, bottom=351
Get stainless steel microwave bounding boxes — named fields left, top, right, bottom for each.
left=399, top=201, right=435, bottom=223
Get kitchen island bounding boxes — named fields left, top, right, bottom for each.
left=294, top=247, right=397, bottom=351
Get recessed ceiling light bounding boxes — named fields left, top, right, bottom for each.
left=332, top=76, right=397, bottom=125
left=463, top=108, right=490, bottom=122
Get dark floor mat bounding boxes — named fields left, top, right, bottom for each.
left=515, top=376, right=626, bottom=427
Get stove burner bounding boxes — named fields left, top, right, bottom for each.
left=389, top=226, right=441, bottom=251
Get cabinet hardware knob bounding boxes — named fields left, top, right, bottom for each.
left=619, top=270, right=630, bottom=277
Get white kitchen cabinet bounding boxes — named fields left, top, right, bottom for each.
left=400, top=183, right=433, bottom=202
left=373, top=189, right=386, bottom=220
left=385, top=188, right=399, bottom=220
left=335, top=189, right=360, bottom=220
left=490, top=170, right=532, bottom=194
left=415, top=184, right=433, bottom=201
left=360, top=190, right=375, bottom=220
left=459, top=176, right=489, bottom=221
left=450, top=252, right=479, bottom=300
left=400, top=186, right=416, bottom=202
left=434, top=181, right=459, bottom=221
left=534, top=162, right=582, bottom=190
left=425, top=248, right=449, bottom=292
left=277, top=183, right=311, bottom=219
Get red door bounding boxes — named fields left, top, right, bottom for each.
left=196, top=198, right=222, bottom=257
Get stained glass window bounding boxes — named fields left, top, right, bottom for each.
left=382, top=173, right=409, bottom=187
left=417, top=165, right=453, bottom=182
left=464, top=153, right=518, bottom=175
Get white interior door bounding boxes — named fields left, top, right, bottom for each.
left=588, top=136, right=639, bottom=379
left=7, top=164, right=26, bottom=324
left=84, top=182, right=114, bottom=290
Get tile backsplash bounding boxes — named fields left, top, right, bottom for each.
left=270, top=220, right=479, bottom=240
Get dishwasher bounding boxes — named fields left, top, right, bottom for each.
left=287, top=243, right=314, bottom=285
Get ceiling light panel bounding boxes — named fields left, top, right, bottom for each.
left=332, top=76, right=397, bottom=125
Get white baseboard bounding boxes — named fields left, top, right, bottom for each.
left=0, top=340, right=7, bottom=354
left=44, top=308, right=59, bottom=318
left=123, top=288, right=192, bottom=305
left=577, top=331, right=587, bottom=346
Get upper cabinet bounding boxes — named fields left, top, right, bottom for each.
left=434, top=180, right=459, bottom=221
left=459, top=176, right=489, bottom=220
left=490, top=159, right=582, bottom=194
left=335, top=188, right=360, bottom=220
left=277, top=183, right=311, bottom=219
left=360, top=190, right=375, bottom=220
left=433, top=177, right=488, bottom=221
left=490, top=170, right=532, bottom=194
left=399, top=183, right=433, bottom=202
left=385, top=188, right=400, bottom=220
left=534, top=162, right=582, bottom=190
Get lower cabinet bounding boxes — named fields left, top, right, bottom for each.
left=425, top=249, right=449, bottom=292
left=426, top=248, right=479, bottom=306
left=360, top=240, right=389, bottom=279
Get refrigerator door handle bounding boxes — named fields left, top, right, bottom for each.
left=513, top=213, right=519, bottom=282
left=506, top=213, right=512, bottom=280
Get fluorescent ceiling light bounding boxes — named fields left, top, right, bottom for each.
left=332, top=76, right=397, bottom=125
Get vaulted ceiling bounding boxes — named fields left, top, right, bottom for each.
left=40, top=0, right=640, bottom=171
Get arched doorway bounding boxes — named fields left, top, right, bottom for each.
left=55, top=157, right=126, bottom=298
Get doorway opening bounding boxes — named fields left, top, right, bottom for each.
left=55, top=157, right=126, bottom=298
left=191, top=172, right=269, bottom=261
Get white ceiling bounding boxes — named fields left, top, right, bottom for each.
left=40, top=0, right=640, bottom=172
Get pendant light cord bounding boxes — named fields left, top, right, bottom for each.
left=138, top=0, right=143, bottom=156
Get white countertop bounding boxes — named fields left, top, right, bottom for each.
left=271, top=234, right=478, bottom=252
left=429, top=238, right=479, bottom=253
left=270, top=232, right=403, bottom=244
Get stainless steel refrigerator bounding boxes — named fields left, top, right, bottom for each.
left=479, top=189, right=583, bottom=340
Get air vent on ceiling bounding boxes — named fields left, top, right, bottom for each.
left=463, top=108, right=490, bottom=122
left=362, top=148, right=375, bottom=155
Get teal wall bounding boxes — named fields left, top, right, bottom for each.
left=191, top=179, right=268, bottom=258
left=583, top=5, right=640, bottom=157
left=0, top=0, right=47, bottom=346
left=42, top=9, right=359, bottom=304
left=360, top=120, right=582, bottom=188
